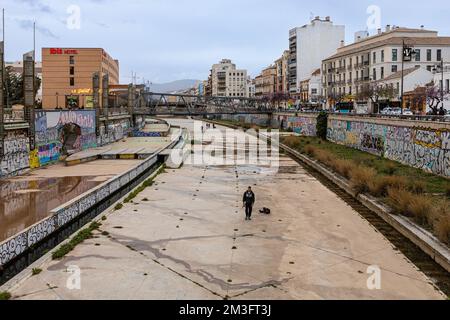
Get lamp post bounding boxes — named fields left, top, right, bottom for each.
left=56, top=92, right=59, bottom=109
left=432, top=59, right=445, bottom=110
left=400, top=40, right=416, bottom=114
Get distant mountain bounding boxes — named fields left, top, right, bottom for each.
left=149, top=79, right=201, bottom=93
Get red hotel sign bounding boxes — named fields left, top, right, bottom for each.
left=50, top=48, right=78, bottom=55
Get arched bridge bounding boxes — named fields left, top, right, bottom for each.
left=133, top=92, right=275, bottom=116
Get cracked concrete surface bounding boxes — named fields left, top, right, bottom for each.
left=10, top=120, right=445, bottom=300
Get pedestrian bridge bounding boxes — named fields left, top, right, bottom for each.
left=134, top=92, right=275, bottom=116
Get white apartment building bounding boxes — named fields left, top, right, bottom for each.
left=211, top=59, right=248, bottom=97
left=322, top=26, right=450, bottom=111
left=289, top=16, right=345, bottom=96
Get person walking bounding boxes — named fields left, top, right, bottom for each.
left=243, top=187, right=256, bottom=221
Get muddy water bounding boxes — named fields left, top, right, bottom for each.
left=0, top=176, right=103, bottom=242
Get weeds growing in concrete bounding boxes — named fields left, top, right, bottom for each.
left=52, top=222, right=101, bottom=260
left=32, top=268, right=42, bottom=276
left=0, top=291, right=11, bottom=300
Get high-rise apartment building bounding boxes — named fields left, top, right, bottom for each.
left=289, top=16, right=345, bottom=97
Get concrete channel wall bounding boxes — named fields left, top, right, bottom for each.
left=326, top=115, right=450, bottom=178
left=0, top=132, right=182, bottom=267
left=221, top=112, right=450, bottom=177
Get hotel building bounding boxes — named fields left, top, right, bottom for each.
left=42, top=48, right=119, bottom=109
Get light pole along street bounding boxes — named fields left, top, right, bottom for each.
left=400, top=39, right=416, bottom=115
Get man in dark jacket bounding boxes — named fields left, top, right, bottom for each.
left=243, top=187, right=256, bottom=221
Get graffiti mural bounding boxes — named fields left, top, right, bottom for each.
left=278, top=115, right=317, bottom=136
left=327, top=119, right=450, bottom=177
left=97, top=119, right=131, bottom=146
left=0, top=130, right=30, bottom=177
left=34, top=110, right=97, bottom=167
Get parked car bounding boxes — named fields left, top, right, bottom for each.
left=402, top=109, right=414, bottom=116
left=390, top=108, right=402, bottom=115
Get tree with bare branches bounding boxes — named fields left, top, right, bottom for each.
left=357, top=83, right=395, bottom=113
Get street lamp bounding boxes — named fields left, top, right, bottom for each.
left=56, top=92, right=59, bottom=109
left=432, top=59, right=445, bottom=104
left=400, top=39, right=417, bottom=114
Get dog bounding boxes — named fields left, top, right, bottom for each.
left=259, top=207, right=271, bottom=215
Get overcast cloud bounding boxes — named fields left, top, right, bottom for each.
left=2, top=0, right=450, bottom=83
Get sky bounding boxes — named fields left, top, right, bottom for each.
left=2, top=0, right=450, bottom=84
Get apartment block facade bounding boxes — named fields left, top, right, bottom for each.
left=322, top=27, right=450, bottom=111
left=211, top=59, right=248, bottom=97
left=289, top=16, right=345, bottom=97
left=275, top=50, right=290, bottom=94
left=255, top=65, right=277, bottom=97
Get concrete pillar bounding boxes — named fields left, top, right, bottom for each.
left=23, top=51, right=36, bottom=151
left=93, top=72, right=100, bottom=136
left=0, top=41, right=4, bottom=157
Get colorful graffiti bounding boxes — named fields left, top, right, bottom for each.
left=278, top=115, right=317, bottom=136
left=327, top=119, right=450, bottom=177
left=0, top=130, right=30, bottom=177
left=35, top=110, right=97, bottom=167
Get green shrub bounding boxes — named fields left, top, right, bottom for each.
left=32, top=268, right=42, bottom=276
left=316, top=111, right=328, bottom=140
left=0, top=291, right=11, bottom=300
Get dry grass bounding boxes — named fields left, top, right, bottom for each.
left=408, top=195, right=434, bottom=227
left=434, top=204, right=450, bottom=245
left=408, top=180, right=426, bottom=194
left=350, top=166, right=377, bottom=194
left=331, top=159, right=354, bottom=179
left=368, top=175, right=407, bottom=197
left=304, top=145, right=316, bottom=157
left=387, top=188, right=415, bottom=216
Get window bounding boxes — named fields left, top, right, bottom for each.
left=427, top=65, right=432, bottom=71
left=427, top=49, right=432, bottom=61
left=392, top=49, right=398, bottom=62
left=392, top=65, right=398, bottom=73
left=373, top=68, right=377, bottom=80
left=69, top=56, right=75, bottom=64
left=70, top=77, right=75, bottom=86
left=381, top=50, right=385, bottom=62
left=437, top=49, right=442, bottom=61
left=70, top=66, right=74, bottom=75
left=381, top=67, right=384, bottom=79
left=415, top=49, right=421, bottom=62
left=373, top=52, right=376, bottom=63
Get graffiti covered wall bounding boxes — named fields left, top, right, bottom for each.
left=35, top=110, right=97, bottom=167
left=278, top=115, right=317, bottom=136
left=0, top=129, right=30, bottom=177
left=327, top=117, right=450, bottom=177
left=97, top=119, right=131, bottom=146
